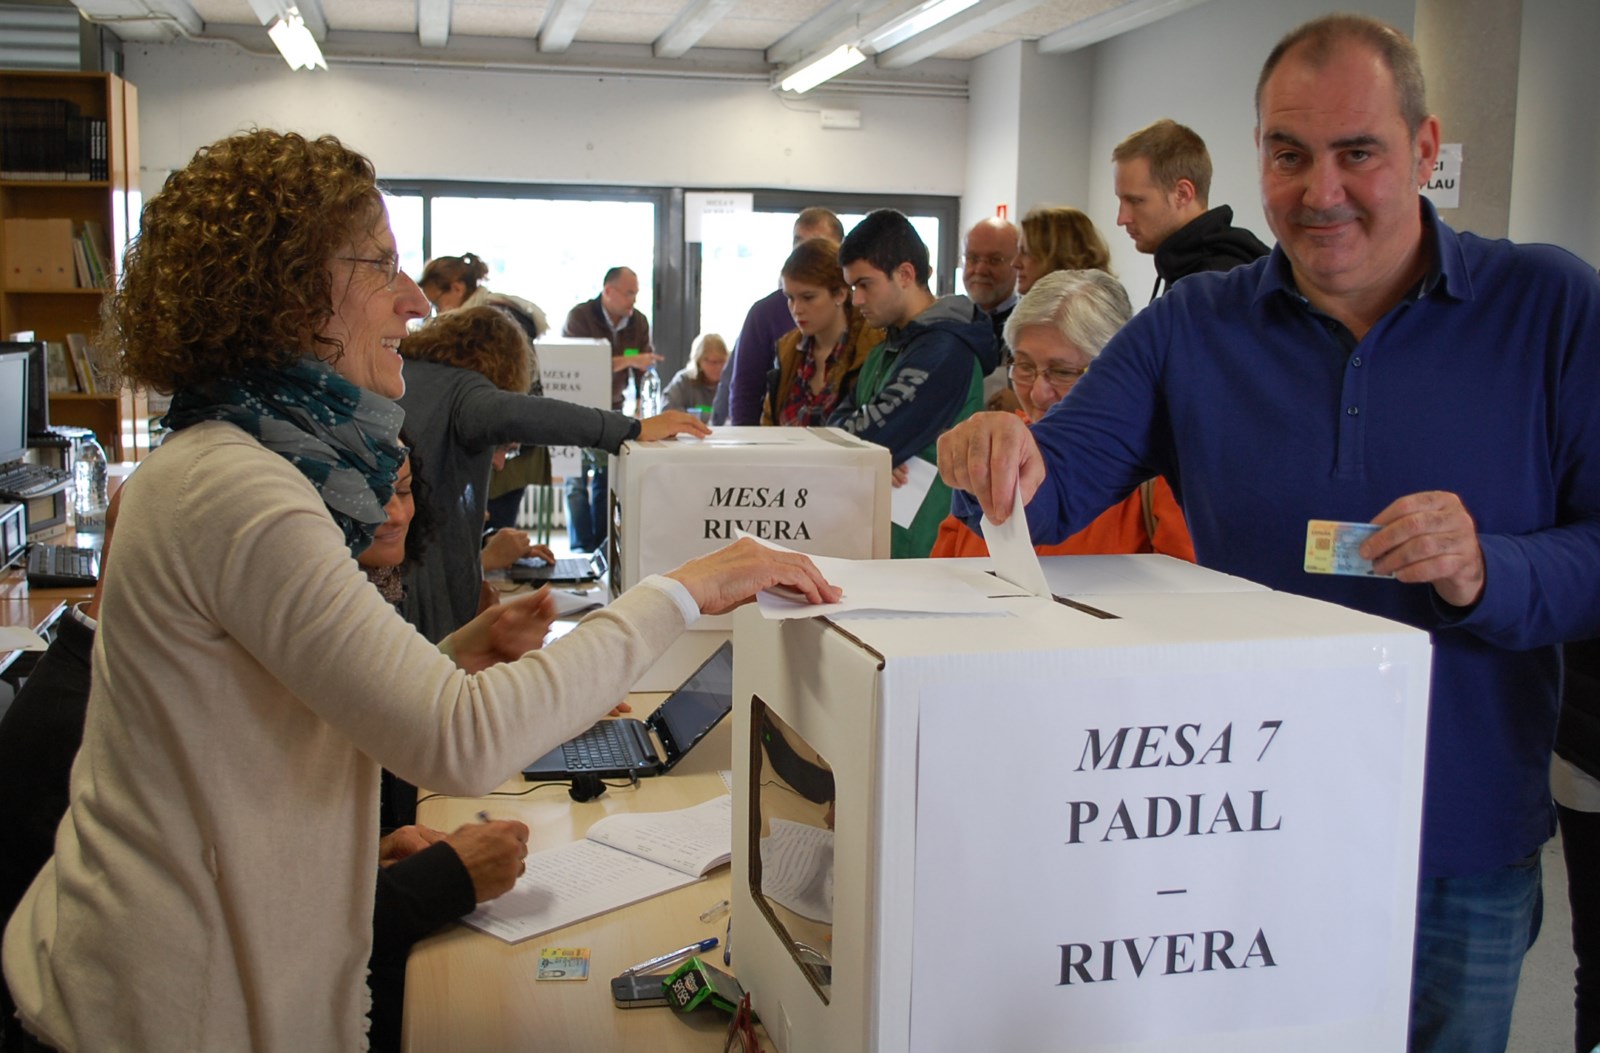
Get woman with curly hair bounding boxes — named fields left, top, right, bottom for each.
left=0, top=129, right=837, bottom=1052
left=1013, top=205, right=1115, bottom=295
left=419, top=252, right=554, bottom=529
left=396, top=304, right=695, bottom=641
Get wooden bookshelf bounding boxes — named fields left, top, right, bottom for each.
left=0, top=71, right=149, bottom=461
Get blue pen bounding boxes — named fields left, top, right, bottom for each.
left=619, top=937, right=719, bottom=977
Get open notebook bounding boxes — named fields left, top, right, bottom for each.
left=461, top=795, right=732, bottom=943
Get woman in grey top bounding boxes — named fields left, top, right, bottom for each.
left=397, top=305, right=706, bottom=641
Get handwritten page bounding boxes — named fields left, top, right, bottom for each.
left=890, top=457, right=939, bottom=528
left=462, top=840, right=693, bottom=944
left=759, top=819, right=834, bottom=924
left=585, top=794, right=732, bottom=876
left=980, top=485, right=1051, bottom=598
left=460, top=795, right=734, bottom=944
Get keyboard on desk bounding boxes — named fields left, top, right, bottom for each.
left=0, top=463, right=71, bottom=500
left=27, top=543, right=100, bottom=588
left=509, top=553, right=603, bottom=583
left=562, top=720, right=653, bottom=772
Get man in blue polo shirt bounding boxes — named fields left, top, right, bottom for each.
left=939, top=14, right=1600, bottom=1053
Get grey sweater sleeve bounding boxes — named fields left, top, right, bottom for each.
left=451, top=374, right=641, bottom=452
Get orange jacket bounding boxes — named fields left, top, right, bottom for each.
left=930, top=475, right=1195, bottom=561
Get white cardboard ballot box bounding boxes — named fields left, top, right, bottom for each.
left=533, top=337, right=612, bottom=481
left=607, top=426, right=891, bottom=629
left=730, top=555, right=1432, bottom=1053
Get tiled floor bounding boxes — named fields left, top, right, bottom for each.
left=1511, top=830, right=1579, bottom=1052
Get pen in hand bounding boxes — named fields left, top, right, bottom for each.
left=619, top=937, right=719, bottom=977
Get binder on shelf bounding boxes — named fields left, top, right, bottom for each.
left=64, top=333, right=96, bottom=394
left=3, top=218, right=76, bottom=289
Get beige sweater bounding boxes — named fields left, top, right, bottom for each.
left=3, top=423, right=689, bottom=1051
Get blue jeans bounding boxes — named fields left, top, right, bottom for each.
left=1409, top=849, right=1544, bottom=1052
left=564, top=458, right=607, bottom=553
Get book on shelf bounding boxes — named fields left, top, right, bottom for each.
left=0, top=98, right=105, bottom=181
left=44, top=341, right=75, bottom=393
left=462, top=794, right=734, bottom=944
left=77, top=221, right=110, bottom=288
left=64, top=333, right=97, bottom=394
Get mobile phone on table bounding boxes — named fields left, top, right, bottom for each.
left=611, top=972, right=671, bottom=1009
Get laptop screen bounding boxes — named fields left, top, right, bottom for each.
left=649, top=641, right=734, bottom=764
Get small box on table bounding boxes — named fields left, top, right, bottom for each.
left=730, top=554, right=1431, bottom=1053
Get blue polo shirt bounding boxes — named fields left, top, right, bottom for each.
left=959, top=201, right=1600, bottom=878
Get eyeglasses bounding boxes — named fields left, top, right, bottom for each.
left=1009, top=361, right=1088, bottom=389
left=723, top=992, right=758, bottom=1053
left=336, top=254, right=403, bottom=291
left=961, top=253, right=1010, bottom=269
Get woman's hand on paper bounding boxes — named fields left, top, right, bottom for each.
left=638, top=410, right=711, bottom=442
left=445, top=819, right=531, bottom=902
left=665, top=537, right=841, bottom=615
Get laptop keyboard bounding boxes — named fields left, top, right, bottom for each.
left=513, top=555, right=599, bottom=580
left=27, top=543, right=100, bottom=588
left=562, top=722, right=639, bottom=771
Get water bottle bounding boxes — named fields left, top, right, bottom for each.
left=640, top=363, right=663, bottom=417
left=73, top=433, right=108, bottom=520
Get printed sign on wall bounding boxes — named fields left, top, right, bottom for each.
left=636, top=462, right=877, bottom=575
left=1422, top=143, right=1462, bottom=209
left=911, top=662, right=1421, bottom=1050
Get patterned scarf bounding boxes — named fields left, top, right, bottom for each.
left=163, top=356, right=405, bottom=555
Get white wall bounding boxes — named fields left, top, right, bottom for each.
left=123, top=40, right=969, bottom=205
left=1015, top=44, right=1095, bottom=222
left=962, top=41, right=1024, bottom=230
left=1083, top=0, right=1414, bottom=301
left=1510, top=0, right=1600, bottom=266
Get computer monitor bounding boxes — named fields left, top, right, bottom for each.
left=0, top=349, right=31, bottom=466
left=0, top=341, right=49, bottom=436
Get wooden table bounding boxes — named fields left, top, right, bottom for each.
left=404, top=707, right=769, bottom=1052
left=0, top=561, right=92, bottom=681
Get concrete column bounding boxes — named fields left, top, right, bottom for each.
left=1413, top=0, right=1523, bottom=238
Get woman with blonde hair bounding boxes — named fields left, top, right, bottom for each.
left=664, top=333, right=729, bottom=416
left=1, top=128, right=836, bottom=1053
left=1013, top=206, right=1114, bottom=295
left=763, top=236, right=886, bottom=426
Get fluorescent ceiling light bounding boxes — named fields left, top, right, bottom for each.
left=776, top=44, right=866, bottom=94
left=861, top=0, right=980, bottom=52
left=267, top=7, right=326, bottom=70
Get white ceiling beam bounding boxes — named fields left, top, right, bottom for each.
left=653, top=0, right=739, bottom=59
left=417, top=0, right=451, bottom=48
left=764, top=0, right=883, bottom=66
left=539, top=0, right=595, bottom=53
left=71, top=0, right=202, bottom=40
left=294, top=0, right=328, bottom=41
left=874, top=0, right=1049, bottom=68
left=1036, top=0, right=1211, bottom=54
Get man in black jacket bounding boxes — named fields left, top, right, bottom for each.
left=1112, top=118, right=1270, bottom=300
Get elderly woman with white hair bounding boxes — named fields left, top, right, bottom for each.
left=930, top=268, right=1194, bottom=559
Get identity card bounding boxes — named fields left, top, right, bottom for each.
left=537, top=947, right=591, bottom=981
left=1304, top=520, right=1391, bottom=578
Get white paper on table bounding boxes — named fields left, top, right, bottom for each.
left=460, top=839, right=697, bottom=944
left=744, top=536, right=1003, bottom=619
left=0, top=626, right=48, bottom=651
left=759, top=819, right=835, bottom=924
left=979, top=485, right=1051, bottom=598
left=547, top=588, right=608, bottom=618
left=890, top=457, right=938, bottom=528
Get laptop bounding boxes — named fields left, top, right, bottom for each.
left=522, top=640, right=734, bottom=781
left=508, top=548, right=606, bottom=584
